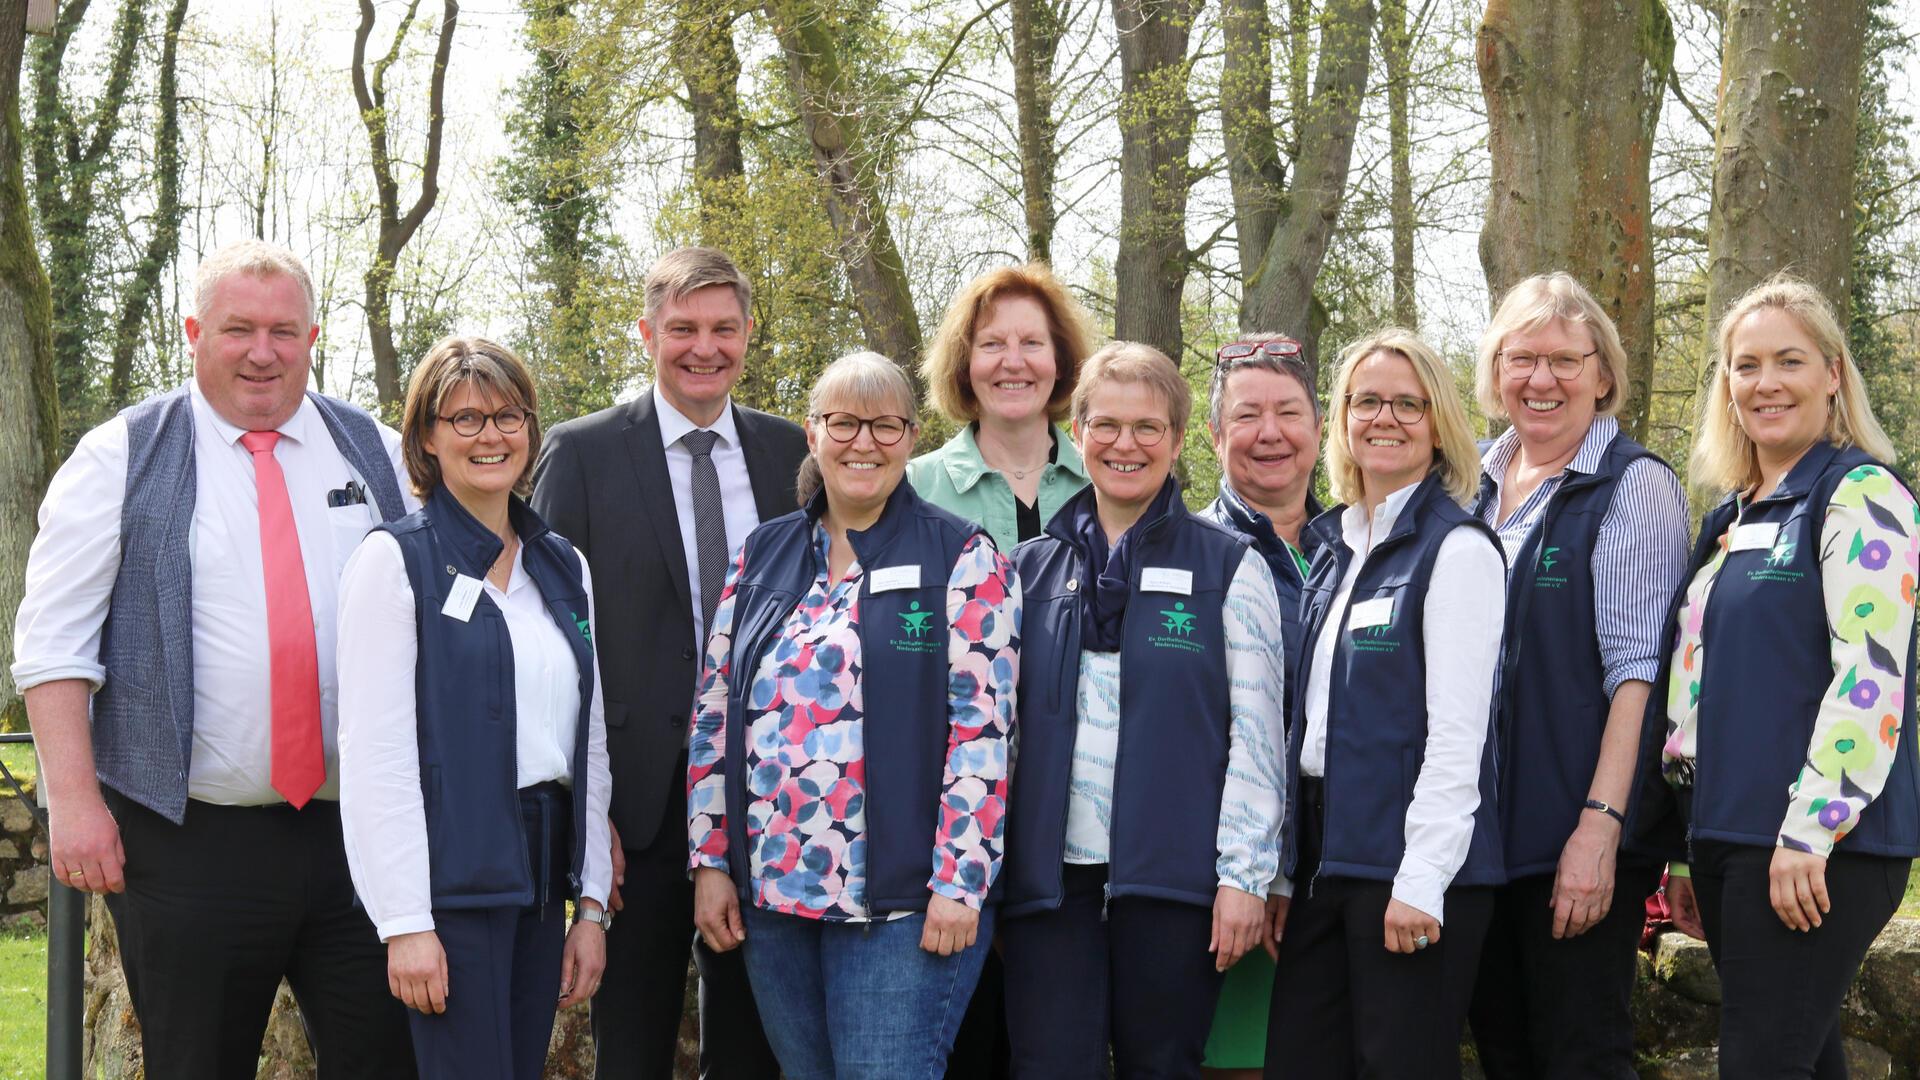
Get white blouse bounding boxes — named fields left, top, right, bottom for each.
left=336, top=530, right=613, bottom=941
left=1289, top=480, right=1506, bottom=923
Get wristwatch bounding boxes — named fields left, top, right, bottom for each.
left=574, top=905, right=613, bottom=933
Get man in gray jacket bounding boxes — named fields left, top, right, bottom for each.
left=12, top=241, right=418, bottom=1079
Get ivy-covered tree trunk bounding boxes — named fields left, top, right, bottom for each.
left=765, top=0, right=922, bottom=372
left=1, top=0, right=61, bottom=728
left=1232, top=0, right=1374, bottom=376
left=1704, top=0, right=1867, bottom=329
left=1010, top=0, right=1061, bottom=263
left=1478, top=0, right=1672, bottom=440
left=107, top=0, right=188, bottom=409
left=1112, top=0, right=1199, bottom=364
left=676, top=0, right=746, bottom=241
left=1383, top=0, right=1415, bottom=328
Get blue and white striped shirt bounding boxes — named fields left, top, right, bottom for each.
left=1478, top=417, right=1691, bottom=696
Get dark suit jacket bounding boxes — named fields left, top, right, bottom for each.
left=532, top=393, right=808, bottom=851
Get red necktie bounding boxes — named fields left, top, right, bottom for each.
left=240, top=430, right=325, bottom=808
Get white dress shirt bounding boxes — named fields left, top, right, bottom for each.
left=654, top=386, right=761, bottom=649
left=335, top=532, right=614, bottom=940
left=10, top=381, right=416, bottom=805
left=1294, top=480, right=1506, bottom=922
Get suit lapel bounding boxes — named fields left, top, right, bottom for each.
left=623, top=394, right=694, bottom=613
left=737, top=404, right=795, bottom=522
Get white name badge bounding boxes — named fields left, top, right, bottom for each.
left=1347, top=595, right=1394, bottom=631
left=869, top=565, right=922, bottom=593
left=442, top=574, right=484, bottom=622
left=1141, top=567, right=1193, bottom=595
left=1729, top=521, right=1782, bottom=553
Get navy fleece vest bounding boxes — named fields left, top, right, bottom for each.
left=1282, top=476, right=1507, bottom=889
left=379, top=488, right=596, bottom=909
left=1472, top=433, right=1661, bottom=877
left=718, top=483, right=986, bottom=913
left=1003, top=485, right=1253, bottom=917
left=1626, top=443, right=1920, bottom=861
left=1203, top=482, right=1323, bottom=720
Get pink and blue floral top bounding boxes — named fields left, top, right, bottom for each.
left=687, top=526, right=1021, bottom=920
left=1664, top=464, right=1920, bottom=855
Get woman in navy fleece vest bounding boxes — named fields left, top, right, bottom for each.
left=1265, top=328, right=1507, bottom=1079
left=1627, top=276, right=1919, bottom=1078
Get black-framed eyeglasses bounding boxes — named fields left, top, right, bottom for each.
left=437, top=406, right=532, bottom=436
left=1345, top=392, right=1429, bottom=425
left=1500, top=348, right=1597, bottom=380
left=1083, top=416, right=1170, bottom=447
left=814, top=412, right=915, bottom=446
left=1217, top=338, right=1306, bottom=368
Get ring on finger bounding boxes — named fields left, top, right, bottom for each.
left=1414, top=934, right=1431, bottom=950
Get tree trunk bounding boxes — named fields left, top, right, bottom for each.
left=353, top=0, right=459, bottom=411
left=1111, top=0, right=1200, bottom=363
left=0, top=0, right=61, bottom=727
left=1010, top=0, right=1060, bottom=263
left=1235, top=0, right=1374, bottom=377
left=1479, top=0, right=1672, bottom=440
left=675, top=0, right=745, bottom=241
left=30, top=0, right=151, bottom=441
left=107, top=0, right=188, bottom=408
left=1704, top=0, right=1867, bottom=330
left=765, top=0, right=923, bottom=371
left=1383, top=0, right=1415, bottom=328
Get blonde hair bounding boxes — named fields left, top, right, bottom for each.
left=400, top=336, right=541, bottom=498
left=193, top=240, right=317, bottom=326
left=1475, top=272, right=1629, bottom=419
left=920, top=263, right=1097, bottom=423
left=1692, top=273, right=1896, bottom=493
left=644, top=246, right=752, bottom=325
left=1325, top=328, right=1481, bottom=506
left=795, top=351, right=920, bottom=505
left=1071, top=341, right=1192, bottom=435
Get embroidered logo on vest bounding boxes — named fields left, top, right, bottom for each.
left=1535, top=545, right=1571, bottom=590
left=1352, top=622, right=1401, bottom=653
left=573, top=612, right=592, bottom=646
left=1750, top=533, right=1806, bottom=583
left=891, top=600, right=942, bottom=654
left=1147, top=601, right=1205, bottom=653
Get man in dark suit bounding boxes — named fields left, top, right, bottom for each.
left=532, top=247, right=805, bottom=1079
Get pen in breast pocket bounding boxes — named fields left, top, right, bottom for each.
left=326, top=480, right=367, bottom=508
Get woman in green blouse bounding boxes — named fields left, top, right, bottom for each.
left=909, top=263, right=1098, bottom=551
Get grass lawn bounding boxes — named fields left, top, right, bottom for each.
left=0, top=743, right=35, bottom=789
left=0, top=924, right=47, bottom=1079
left=1905, top=863, right=1920, bottom=917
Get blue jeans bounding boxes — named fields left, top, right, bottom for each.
left=740, top=904, right=996, bottom=1080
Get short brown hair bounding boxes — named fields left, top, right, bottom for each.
left=644, top=246, right=752, bottom=326
left=400, top=336, right=542, bottom=499
left=921, top=263, right=1097, bottom=423
left=1071, top=341, right=1192, bottom=435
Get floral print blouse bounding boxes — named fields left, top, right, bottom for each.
left=687, top=526, right=1021, bottom=920
left=1664, top=464, right=1920, bottom=855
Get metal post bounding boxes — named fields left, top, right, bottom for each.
left=3, top=732, right=82, bottom=1080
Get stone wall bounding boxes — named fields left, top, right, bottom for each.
left=0, top=781, right=49, bottom=931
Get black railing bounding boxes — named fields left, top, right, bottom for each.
left=0, top=731, right=81, bottom=1080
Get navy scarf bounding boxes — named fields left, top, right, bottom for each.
left=1065, top=477, right=1182, bottom=652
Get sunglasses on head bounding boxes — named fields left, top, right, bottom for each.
left=1216, top=339, right=1306, bottom=368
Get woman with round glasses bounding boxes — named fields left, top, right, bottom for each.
left=999, top=342, right=1287, bottom=1078
left=1463, top=273, right=1691, bottom=1079
left=336, top=336, right=614, bottom=1077
left=911, top=264, right=1098, bottom=552
left=1626, top=275, right=1918, bottom=1077
left=686, top=351, right=1021, bottom=1078
left=1264, top=328, right=1506, bottom=1079
left=1194, top=333, right=1322, bottom=1079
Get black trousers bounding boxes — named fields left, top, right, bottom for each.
left=102, top=789, right=414, bottom=1080
left=592, top=752, right=777, bottom=1079
left=1000, top=863, right=1225, bottom=1079
left=944, top=948, right=1012, bottom=1079
left=1690, top=838, right=1909, bottom=1080
left=1468, top=861, right=1662, bottom=1079
left=1266, top=780, right=1493, bottom=1080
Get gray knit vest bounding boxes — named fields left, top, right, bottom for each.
left=93, top=385, right=408, bottom=823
